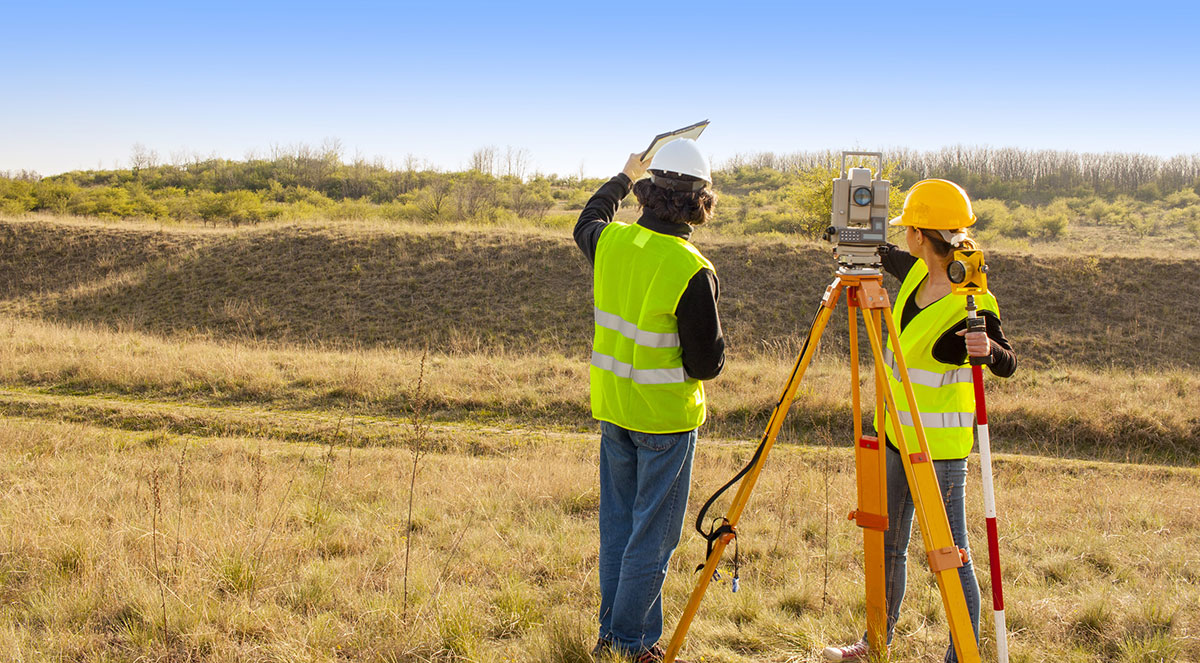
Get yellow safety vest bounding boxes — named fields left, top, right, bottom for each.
left=880, top=259, right=999, bottom=460
left=590, top=222, right=713, bottom=433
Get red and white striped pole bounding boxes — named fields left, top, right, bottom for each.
left=967, top=295, right=1008, bottom=663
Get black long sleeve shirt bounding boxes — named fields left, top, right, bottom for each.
left=574, top=174, right=725, bottom=380
left=881, top=243, right=1017, bottom=377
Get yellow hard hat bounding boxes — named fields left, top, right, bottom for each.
left=889, top=179, right=976, bottom=229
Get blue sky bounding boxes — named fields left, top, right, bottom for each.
left=2, top=1, right=1198, bottom=177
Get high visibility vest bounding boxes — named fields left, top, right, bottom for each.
left=880, top=259, right=999, bottom=460
left=590, top=222, right=713, bottom=433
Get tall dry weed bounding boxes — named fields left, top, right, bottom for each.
left=403, top=349, right=430, bottom=619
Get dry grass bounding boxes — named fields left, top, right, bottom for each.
left=2, top=214, right=1198, bottom=661
left=0, top=315, right=1196, bottom=465
left=4, top=216, right=1200, bottom=369
left=0, top=416, right=1195, bottom=662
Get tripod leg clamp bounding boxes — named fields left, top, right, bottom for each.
left=848, top=510, right=888, bottom=532
left=927, top=546, right=966, bottom=572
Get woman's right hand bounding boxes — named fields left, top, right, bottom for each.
left=622, top=152, right=650, bottom=182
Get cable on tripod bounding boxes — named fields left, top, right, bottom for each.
left=692, top=297, right=828, bottom=573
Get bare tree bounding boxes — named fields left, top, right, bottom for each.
left=501, top=146, right=531, bottom=181
left=320, top=137, right=344, bottom=163
left=470, top=146, right=497, bottom=177
left=130, top=142, right=159, bottom=173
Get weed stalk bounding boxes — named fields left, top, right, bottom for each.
left=402, top=349, right=430, bottom=619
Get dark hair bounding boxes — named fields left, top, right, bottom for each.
left=918, top=228, right=979, bottom=260
left=632, top=178, right=718, bottom=226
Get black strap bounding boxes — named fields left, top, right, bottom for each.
left=695, top=518, right=737, bottom=573
left=692, top=299, right=826, bottom=570
left=651, top=172, right=706, bottom=192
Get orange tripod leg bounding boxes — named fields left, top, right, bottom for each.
left=864, top=302, right=981, bottom=663
left=848, top=290, right=888, bottom=658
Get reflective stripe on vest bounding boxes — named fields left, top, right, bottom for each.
left=594, top=307, right=681, bottom=349
left=879, top=258, right=999, bottom=460
left=591, top=351, right=687, bottom=385
left=883, top=348, right=974, bottom=388
left=895, top=409, right=977, bottom=429
left=590, top=222, right=713, bottom=433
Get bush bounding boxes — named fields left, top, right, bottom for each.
left=1164, top=189, right=1200, bottom=209
left=1032, top=200, right=1071, bottom=239
left=197, top=190, right=266, bottom=226
left=972, top=199, right=1013, bottom=230
left=991, top=201, right=1069, bottom=240
left=0, top=178, right=36, bottom=215
left=325, top=198, right=374, bottom=221
left=68, top=187, right=137, bottom=219
left=509, top=180, right=554, bottom=220
left=32, top=180, right=80, bottom=213
left=1125, top=212, right=1160, bottom=238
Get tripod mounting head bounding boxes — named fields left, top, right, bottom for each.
left=824, top=151, right=890, bottom=275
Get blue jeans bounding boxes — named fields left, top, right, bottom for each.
left=874, top=446, right=980, bottom=663
left=597, top=421, right=696, bottom=655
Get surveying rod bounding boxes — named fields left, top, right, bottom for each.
left=966, top=294, right=1009, bottom=663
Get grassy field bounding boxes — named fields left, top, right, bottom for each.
left=1, top=415, right=1196, bottom=662
left=1, top=213, right=1198, bottom=661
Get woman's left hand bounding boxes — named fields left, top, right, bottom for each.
left=957, top=328, right=992, bottom=359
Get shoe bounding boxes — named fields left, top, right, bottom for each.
left=591, top=638, right=610, bottom=661
left=822, top=640, right=869, bottom=662
left=632, top=644, right=691, bottom=663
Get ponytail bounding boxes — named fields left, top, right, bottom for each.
left=920, top=227, right=979, bottom=258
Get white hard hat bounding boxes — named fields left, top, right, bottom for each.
left=649, top=138, right=711, bottom=189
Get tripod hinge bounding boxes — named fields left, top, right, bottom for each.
left=855, top=279, right=891, bottom=310
left=848, top=510, right=888, bottom=532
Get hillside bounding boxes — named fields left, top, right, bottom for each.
left=2, top=216, right=1198, bottom=370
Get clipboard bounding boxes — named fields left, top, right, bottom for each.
left=640, top=120, right=710, bottom=161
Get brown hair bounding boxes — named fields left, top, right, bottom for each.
left=632, top=178, right=718, bottom=226
left=918, top=228, right=979, bottom=260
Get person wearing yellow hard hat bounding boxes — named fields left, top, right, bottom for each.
left=573, top=139, right=723, bottom=663
left=823, top=179, right=1018, bottom=663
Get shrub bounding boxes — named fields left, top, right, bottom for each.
left=197, top=190, right=266, bottom=226
left=1125, top=212, right=1160, bottom=238
left=32, top=180, right=80, bottom=213
left=1163, top=188, right=1200, bottom=208
left=972, top=198, right=1013, bottom=230
left=68, top=187, right=137, bottom=219
left=0, top=178, right=36, bottom=215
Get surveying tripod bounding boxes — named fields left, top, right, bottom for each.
left=663, top=266, right=981, bottom=663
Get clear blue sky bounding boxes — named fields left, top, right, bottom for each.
left=2, top=1, right=1198, bottom=177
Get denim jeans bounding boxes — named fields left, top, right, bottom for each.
left=873, top=446, right=980, bottom=663
left=597, top=421, right=696, bottom=655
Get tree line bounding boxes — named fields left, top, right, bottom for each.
left=721, top=146, right=1200, bottom=204
left=2, top=145, right=1199, bottom=241
left=0, top=144, right=582, bottom=226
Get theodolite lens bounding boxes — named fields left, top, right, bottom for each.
left=852, top=186, right=873, bottom=206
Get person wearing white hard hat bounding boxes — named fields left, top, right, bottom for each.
left=573, top=138, right=722, bottom=663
